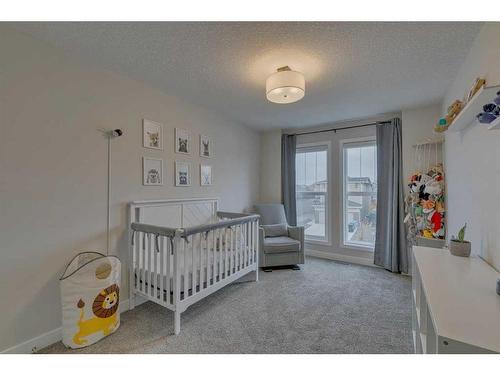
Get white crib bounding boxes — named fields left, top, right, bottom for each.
left=128, top=198, right=259, bottom=335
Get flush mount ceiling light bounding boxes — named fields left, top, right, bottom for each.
left=266, top=66, right=305, bottom=104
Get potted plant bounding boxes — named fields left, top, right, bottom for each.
left=449, top=223, right=471, bottom=257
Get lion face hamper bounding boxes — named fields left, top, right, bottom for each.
left=60, top=252, right=121, bottom=348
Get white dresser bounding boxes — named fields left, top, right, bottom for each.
left=412, top=246, right=500, bottom=353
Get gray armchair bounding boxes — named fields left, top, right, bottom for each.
left=254, top=204, right=305, bottom=270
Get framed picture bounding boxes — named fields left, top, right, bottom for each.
left=199, top=135, right=213, bottom=158
left=200, top=164, right=212, bottom=186
left=175, top=128, right=190, bottom=154
left=143, top=157, right=163, bottom=186
left=143, top=119, right=163, bottom=150
left=175, top=161, right=191, bottom=186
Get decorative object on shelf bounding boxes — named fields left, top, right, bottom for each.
left=142, top=119, right=163, bottom=150
left=175, top=161, right=191, bottom=186
left=266, top=66, right=305, bottom=104
left=434, top=100, right=463, bottom=132
left=477, top=103, right=500, bottom=124
left=404, top=140, right=445, bottom=247
left=175, top=128, right=191, bottom=154
left=143, top=157, right=163, bottom=186
left=200, top=164, right=212, bottom=186
left=449, top=223, right=471, bottom=257
left=199, top=134, right=212, bottom=158
left=466, top=77, right=486, bottom=104
left=494, top=91, right=500, bottom=105
left=434, top=118, right=449, bottom=133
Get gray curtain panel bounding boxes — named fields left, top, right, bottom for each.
left=374, top=118, right=408, bottom=273
left=281, top=134, right=297, bottom=226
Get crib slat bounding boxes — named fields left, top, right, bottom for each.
left=234, top=225, right=239, bottom=272
left=152, top=234, right=157, bottom=298
left=166, top=236, right=171, bottom=304
left=228, top=227, right=232, bottom=275
left=224, top=227, right=228, bottom=279
left=199, top=233, right=204, bottom=290
left=191, top=235, right=195, bottom=296
left=159, top=236, right=164, bottom=303
left=144, top=233, right=150, bottom=295
left=173, top=233, right=182, bottom=307
left=134, top=230, right=139, bottom=292
left=206, top=231, right=211, bottom=286
left=140, top=233, right=145, bottom=293
left=244, top=224, right=248, bottom=268
left=252, top=220, right=256, bottom=264
left=153, top=236, right=158, bottom=298
left=251, top=222, right=254, bottom=265
left=248, top=222, right=252, bottom=265
left=150, top=233, right=155, bottom=297
left=183, top=238, right=188, bottom=299
left=238, top=224, right=245, bottom=270
left=215, top=228, right=220, bottom=282
left=211, top=229, right=216, bottom=285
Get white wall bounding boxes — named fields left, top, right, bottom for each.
left=259, top=130, right=282, bottom=203
left=442, top=23, right=500, bottom=270
left=0, top=26, right=261, bottom=352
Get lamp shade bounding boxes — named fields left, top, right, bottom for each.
left=266, top=68, right=305, bottom=104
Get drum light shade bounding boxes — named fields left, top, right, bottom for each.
left=266, top=66, right=305, bottom=104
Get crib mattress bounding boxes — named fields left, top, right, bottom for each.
left=135, top=245, right=251, bottom=297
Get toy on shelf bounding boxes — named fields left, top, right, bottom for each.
left=466, top=77, right=486, bottom=103
left=434, top=100, right=463, bottom=132
left=477, top=102, right=500, bottom=124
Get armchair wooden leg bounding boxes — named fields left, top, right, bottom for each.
left=292, top=265, right=301, bottom=270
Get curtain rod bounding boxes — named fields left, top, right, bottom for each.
left=288, top=120, right=392, bottom=137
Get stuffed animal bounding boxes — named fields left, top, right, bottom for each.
left=421, top=199, right=435, bottom=213
left=430, top=211, right=442, bottom=233
left=422, top=229, right=434, bottom=238
left=424, top=179, right=442, bottom=196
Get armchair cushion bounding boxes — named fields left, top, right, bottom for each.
left=263, top=236, right=301, bottom=254
left=254, top=204, right=287, bottom=226
left=262, top=223, right=288, bottom=237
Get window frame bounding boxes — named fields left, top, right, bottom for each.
left=295, top=141, right=331, bottom=245
left=340, top=137, right=377, bottom=251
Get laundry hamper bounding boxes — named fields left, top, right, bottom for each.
left=60, top=252, right=121, bottom=349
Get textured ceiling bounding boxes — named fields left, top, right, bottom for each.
left=10, top=22, right=482, bottom=130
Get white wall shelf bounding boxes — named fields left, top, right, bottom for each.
left=487, top=116, right=500, bottom=130
left=447, top=84, right=500, bottom=132
left=412, top=246, right=500, bottom=354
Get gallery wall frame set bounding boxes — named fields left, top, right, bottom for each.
left=142, top=119, right=213, bottom=187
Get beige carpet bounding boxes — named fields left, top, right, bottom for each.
left=41, top=256, right=413, bottom=354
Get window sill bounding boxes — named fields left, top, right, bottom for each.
left=305, top=238, right=332, bottom=247
left=341, top=243, right=375, bottom=252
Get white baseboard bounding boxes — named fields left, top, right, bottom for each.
left=1, top=326, right=63, bottom=354
left=1, top=296, right=148, bottom=354
left=306, top=249, right=377, bottom=268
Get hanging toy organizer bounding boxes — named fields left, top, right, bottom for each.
left=60, top=252, right=121, bottom=349
left=404, top=139, right=446, bottom=249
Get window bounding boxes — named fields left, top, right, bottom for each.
left=343, top=141, right=377, bottom=249
left=295, top=145, right=328, bottom=242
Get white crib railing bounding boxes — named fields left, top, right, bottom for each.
left=130, top=211, right=259, bottom=334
